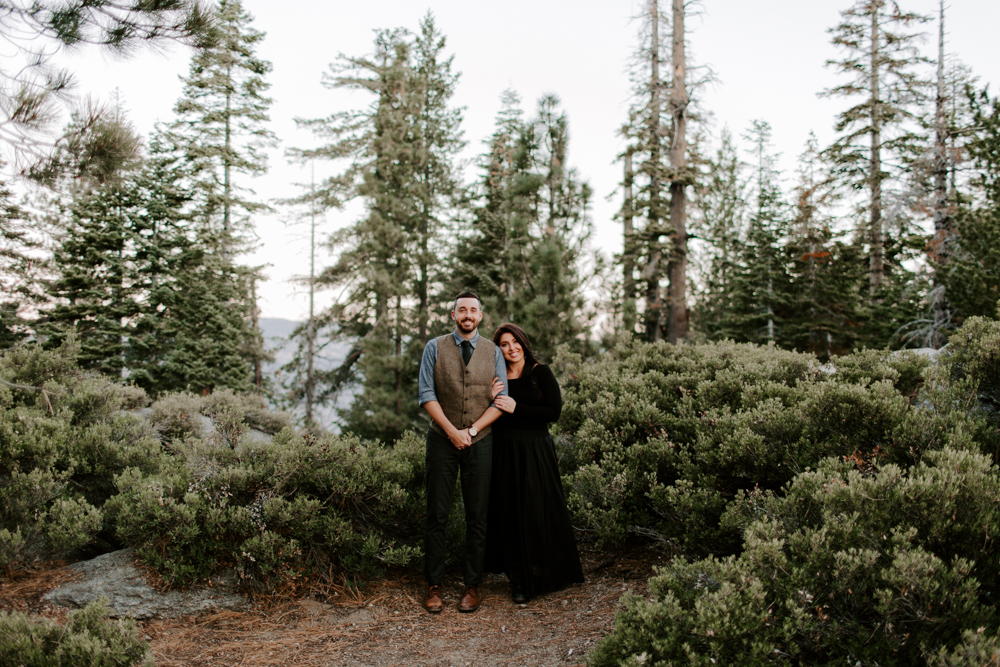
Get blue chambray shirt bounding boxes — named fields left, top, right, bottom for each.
left=418, top=330, right=509, bottom=408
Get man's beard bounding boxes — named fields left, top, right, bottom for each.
left=457, top=318, right=478, bottom=332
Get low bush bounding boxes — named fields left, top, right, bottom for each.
left=107, top=429, right=426, bottom=590
left=150, top=388, right=294, bottom=443
left=0, top=597, right=152, bottom=666
left=557, top=339, right=950, bottom=557
left=149, top=391, right=205, bottom=441
left=0, top=340, right=164, bottom=568
left=588, top=447, right=1000, bottom=666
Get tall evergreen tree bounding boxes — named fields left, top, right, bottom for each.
left=451, top=91, right=593, bottom=362
left=290, top=18, right=464, bottom=442
left=0, top=166, right=41, bottom=347
left=165, top=0, right=275, bottom=390
left=725, top=121, right=793, bottom=345
left=784, top=133, right=864, bottom=357
left=618, top=0, right=699, bottom=342
left=664, top=0, right=693, bottom=344
left=40, top=108, right=145, bottom=377
left=168, top=0, right=276, bottom=242
left=947, top=86, right=1000, bottom=321
left=690, top=128, right=747, bottom=341
left=126, top=133, right=256, bottom=395
left=412, top=15, right=465, bottom=346
left=821, top=0, right=929, bottom=299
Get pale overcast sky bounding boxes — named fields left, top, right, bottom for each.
left=61, top=0, right=1000, bottom=321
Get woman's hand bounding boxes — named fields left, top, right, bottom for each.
left=494, top=395, right=516, bottom=414
left=490, top=376, right=505, bottom=400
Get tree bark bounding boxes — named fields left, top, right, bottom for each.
left=665, top=0, right=689, bottom=344
left=305, top=164, right=317, bottom=428
left=644, top=0, right=663, bottom=342
left=251, top=276, right=263, bottom=393
left=868, top=6, right=884, bottom=297
left=623, top=148, right=637, bottom=333
left=223, top=64, right=232, bottom=237
left=929, top=0, right=952, bottom=343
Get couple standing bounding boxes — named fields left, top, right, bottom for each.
left=417, top=291, right=584, bottom=613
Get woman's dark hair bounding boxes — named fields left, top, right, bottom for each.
left=492, top=323, right=541, bottom=376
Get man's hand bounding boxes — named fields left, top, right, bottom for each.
left=449, top=428, right=472, bottom=450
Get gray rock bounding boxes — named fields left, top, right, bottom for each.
left=245, top=427, right=272, bottom=444
left=893, top=346, right=947, bottom=361
left=43, top=549, right=251, bottom=619
left=129, top=409, right=273, bottom=445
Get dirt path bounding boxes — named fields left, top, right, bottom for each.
left=6, top=546, right=659, bottom=667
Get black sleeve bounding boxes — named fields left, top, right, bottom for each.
left=512, top=365, right=562, bottom=423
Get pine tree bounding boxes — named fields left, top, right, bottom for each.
left=664, top=0, right=692, bottom=344
left=947, top=86, right=1000, bottom=321
left=0, top=166, right=40, bottom=347
left=168, top=0, right=276, bottom=242
left=278, top=165, right=337, bottom=431
left=690, top=128, right=747, bottom=341
left=123, top=133, right=254, bottom=395
left=290, top=20, right=464, bottom=442
left=165, top=0, right=275, bottom=390
left=412, top=14, right=465, bottom=346
left=618, top=0, right=698, bottom=342
left=783, top=133, right=864, bottom=357
left=0, top=1, right=213, bottom=174
left=40, top=108, right=145, bottom=376
left=725, top=121, right=793, bottom=345
left=452, top=89, right=533, bottom=327
left=821, top=0, right=930, bottom=299
left=451, top=91, right=593, bottom=362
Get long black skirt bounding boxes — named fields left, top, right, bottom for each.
left=485, top=428, right=584, bottom=599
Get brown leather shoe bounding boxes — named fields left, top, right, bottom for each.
left=424, top=585, right=443, bottom=613
left=458, top=585, right=481, bottom=613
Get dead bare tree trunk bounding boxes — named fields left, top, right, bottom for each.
left=868, top=7, right=884, bottom=297
left=623, top=148, right=637, bottom=333
left=251, top=277, right=263, bottom=393
left=644, top=0, right=664, bottom=342
left=665, top=0, right=689, bottom=344
left=929, top=0, right=952, bottom=344
left=304, top=165, right=317, bottom=428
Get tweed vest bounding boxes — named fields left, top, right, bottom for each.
left=431, top=334, right=496, bottom=444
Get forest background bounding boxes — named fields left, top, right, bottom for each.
left=4, top=2, right=1000, bottom=664
left=3, top=0, right=1000, bottom=437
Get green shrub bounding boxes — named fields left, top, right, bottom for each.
left=833, top=347, right=929, bottom=396
left=557, top=339, right=971, bottom=558
left=0, top=341, right=165, bottom=567
left=0, top=597, right=152, bottom=666
left=107, top=429, right=426, bottom=590
left=150, top=389, right=295, bottom=443
left=149, top=391, right=205, bottom=441
left=588, top=447, right=1000, bottom=667
left=200, top=388, right=294, bottom=434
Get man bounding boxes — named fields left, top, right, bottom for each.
left=417, top=291, right=508, bottom=613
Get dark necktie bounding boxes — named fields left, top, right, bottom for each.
left=461, top=340, right=473, bottom=366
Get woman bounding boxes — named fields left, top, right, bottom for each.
left=485, top=323, right=584, bottom=603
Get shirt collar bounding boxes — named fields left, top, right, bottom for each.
left=451, top=329, right=480, bottom=347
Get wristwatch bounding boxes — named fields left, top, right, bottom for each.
left=468, top=425, right=478, bottom=437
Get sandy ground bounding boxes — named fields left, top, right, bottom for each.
left=3, top=545, right=661, bottom=667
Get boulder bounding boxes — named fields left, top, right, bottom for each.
left=127, top=409, right=273, bottom=444
left=43, top=549, right=251, bottom=619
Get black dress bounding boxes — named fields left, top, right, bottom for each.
left=485, top=364, right=584, bottom=599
